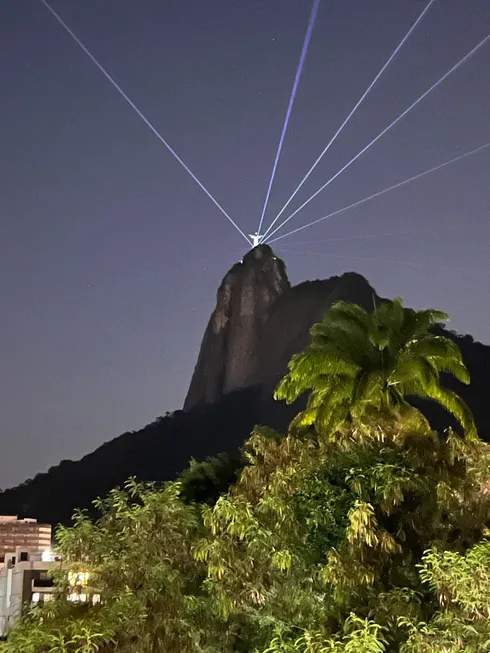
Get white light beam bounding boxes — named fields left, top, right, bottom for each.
left=267, top=142, right=490, bottom=244
left=262, top=0, right=437, bottom=240
left=40, top=0, right=252, bottom=246
left=274, top=247, right=489, bottom=276
left=264, top=31, right=490, bottom=243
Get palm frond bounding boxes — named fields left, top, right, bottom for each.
left=351, top=371, right=384, bottom=413
left=406, top=308, right=449, bottom=340
left=279, top=348, right=359, bottom=395
left=430, top=358, right=470, bottom=385
left=414, top=384, right=478, bottom=441
left=405, top=335, right=463, bottom=363
left=318, top=302, right=372, bottom=336
left=391, top=358, right=440, bottom=387
left=275, top=297, right=475, bottom=440
left=375, top=297, right=405, bottom=332
left=290, top=409, right=317, bottom=431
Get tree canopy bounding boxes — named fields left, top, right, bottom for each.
left=275, top=299, right=477, bottom=439
left=3, top=300, right=490, bottom=653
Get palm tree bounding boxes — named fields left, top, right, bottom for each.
left=275, top=298, right=477, bottom=439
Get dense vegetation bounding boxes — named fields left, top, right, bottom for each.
left=3, top=299, right=490, bottom=652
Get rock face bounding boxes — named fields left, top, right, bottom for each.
left=255, top=271, right=378, bottom=405
left=184, top=246, right=490, bottom=436
left=185, top=246, right=378, bottom=412
left=184, top=245, right=290, bottom=410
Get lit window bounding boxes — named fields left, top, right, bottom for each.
left=68, top=570, right=90, bottom=587
left=32, top=593, right=40, bottom=603
left=41, top=550, right=59, bottom=563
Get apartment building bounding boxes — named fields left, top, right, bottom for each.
left=0, top=548, right=59, bottom=637
left=0, top=516, right=52, bottom=567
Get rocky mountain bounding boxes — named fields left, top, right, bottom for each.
left=1, top=246, right=489, bottom=525
left=186, top=244, right=489, bottom=433
left=185, top=244, right=379, bottom=412
left=185, top=245, right=290, bottom=409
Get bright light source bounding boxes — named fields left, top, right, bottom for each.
left=68, top=570, right=90, bottom=587
left=32, top=593, right=40, bottom=603
left=249, top=233, right=263, bottom=248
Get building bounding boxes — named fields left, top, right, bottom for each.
left=0, top=548, right=59, bottom=637
left=0, top=548, right=101, bottom=637
left=0, top=516, right=52, bottom=567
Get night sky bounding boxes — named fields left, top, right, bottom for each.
left=2, top=0, right=490, bottom=489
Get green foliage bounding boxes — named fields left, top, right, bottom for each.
left=1, top=479, right=235, bottom=653
left=195, top=417, right=490, bottom=650
left=179, top=453, right=243, bottom=505
left=260, top=615, right=387, bottom=652
left=3, top=301, right=489, bottom=652
left=399, top=540, right=490, bottom=651
left=275, top=299, right=476, bottom=439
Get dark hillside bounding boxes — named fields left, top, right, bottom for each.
left=1, top=248, right=488, bottom=526
left=0, top=389, right=261, bottom=526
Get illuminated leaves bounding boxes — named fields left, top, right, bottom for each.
left=346, top=502, right=379, bottom=548
left=399, top=543, right=490, bottom=651
left=3, top=302, right=489, bottom=652
left=275, top=299, right=476, bottom=439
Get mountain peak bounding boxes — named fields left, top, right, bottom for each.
left=243, top=243, right=275, bottom=261
left=184, top=245, right=381, bottom=412
left=184, top=248, right=290, bottom=410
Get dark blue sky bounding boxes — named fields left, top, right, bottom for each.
left=1, top=0, right=489, bottom=489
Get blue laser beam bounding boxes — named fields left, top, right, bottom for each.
left=40, top=0, right=252, bottom=246
left=256, top=0, right=320, bottom=237
left=264, top=31, right=490, bottom=243
left=262, top=0, right=437, bottom=240
left=267, top=142, right=490, bottom=244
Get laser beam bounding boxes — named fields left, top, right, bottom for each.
left=264, top=31, right=490, bottom=243
left=40, top=0, right=252, bottom=246
left=276, top=216, right=489, bottom=247
left=262, top=0, right=436, bottom=240
left=267, top=142, right=490, bottom=244
left=256, top=0, right=320, bottom=237
left=274, top=247, right=490, bottom=276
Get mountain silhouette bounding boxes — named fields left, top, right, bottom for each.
left=1, top=247, right=488, bottom=525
